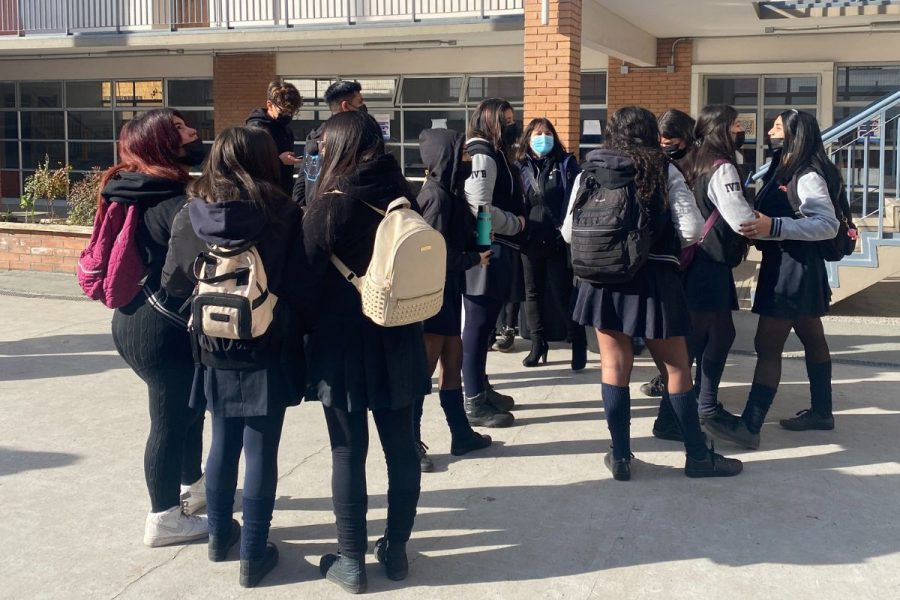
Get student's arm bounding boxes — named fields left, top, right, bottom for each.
left=769, top=173, right=840, bottom=241
left=161, top=205, right=205, bottom=299
left=668, top=164, right=703, bottom=247
left=561, top=172, right=583, bottom=244
left=707, top=163, right=757, bottom=233
left=464, top=153, right=523, bottom=236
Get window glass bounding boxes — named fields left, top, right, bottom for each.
left=1, top=111, right=17, bottom=138
left=20, top=81, right=62, bottom=108
left=21, top=141, right=66, bottom=170
left=581, top=72, right=608, bottom=105
left=168, top=79, right=214, bottom=107
left=68, top=111, right=114, bottom=140
left=66, top=81, right=111, bottom=108
left=115, top=110, right=148, bottom=136
left=68, top=142, right=115, bottom=171
left=21, top=111, right=65, bottom=139
left=1, top=169, right=20, bottom=197
left=401, top=77, right=463, bottom=104
left=764, top=77, right=817, bottom=105
left=0, top=141, right=18, bottom=168
left=837, top=66, right=900, bottom=102
left=402, top=110, right=466, bottom=143
left=580, top=108, right=607, bottom=146
left=707, top=78, right=758, bottom=106
left=356, top=78, right=397, bottom=103
left=0, top=82, right=15, bottom=108
left=115, top=81, right=164, bottom=108
left=467, top=77, right=524, bottom=103
left=403, top=147, right=424, bottom=178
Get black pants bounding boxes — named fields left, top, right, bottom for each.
left=462, top=294, right=504, bottom=397
left=112, top=299, right=204, bottom=513
left=522, top=250, right=580, bottom=340
left=323, top=404, right=421, bottom=560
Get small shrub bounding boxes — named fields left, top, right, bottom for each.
left=67, top=168, right=103, bottom=226
left=22, top=154, right=71, bottom=219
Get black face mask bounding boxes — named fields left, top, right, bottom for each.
left=275, top=114, right=293, bottom=126
left=502, top=122, right=520, bottom=148
left=767, top=137, right=784, bottom=152
left=178, top=139, right=206, bottom=167
left=663, top=144, right=688, bottom=161
left=733, top=131, right=746, bottom=149
left=357, top=104, right=369, bottom=115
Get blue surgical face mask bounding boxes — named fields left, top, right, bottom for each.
left=530, top=134, right=554, bottom=157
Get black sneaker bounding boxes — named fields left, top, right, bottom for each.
left=604, top=451, right=632, bottom=481
left=374, top=537, right=409, bottom=581
left=208, top=519, right=240, bottom=562
left=640, top=375, right=665, bottom=398
left=652, top=417, right=683, bottom=442
left=465, top=392, right=515, bottom=428
left=240, top=542, right=279, bottom=588
left=780, top=409, right=835, bottom=431
left=417, top=441, right=434, bottom=473
left=320, top=552, right=367, bottom=594
left=685, top=442, right=743, bottom=478
left=699, top=403, right=742, bottom=430
left=485, top=381, right=515, bottom=412
left=450, top=430, right=492, bottom=456
left=495, top=327, right=516, bottom=353
left=703, top=416, right=760, bottom=450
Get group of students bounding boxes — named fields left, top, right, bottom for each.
left=101, top=76, right=842, bottom=593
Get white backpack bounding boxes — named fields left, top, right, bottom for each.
left=190, top=244, right=278, bottom=340
left=331, top=197, right=446, bottom=327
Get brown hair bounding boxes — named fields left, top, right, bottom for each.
left=515, top=117, right=565, bottom=162
left=467, top=98, right=514, bottom=153
left=267, top=79, right=303, bottom=114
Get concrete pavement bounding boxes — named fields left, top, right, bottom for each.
left=1, top=274, right=899, bottom=599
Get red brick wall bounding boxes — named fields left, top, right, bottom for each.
left=0, top=224, right=90, bottom=273
left=213, top=53, right=277, bottom=133
left=524, top=0, right=583, bottom=155
left=607, top=38, right=693, bottom=117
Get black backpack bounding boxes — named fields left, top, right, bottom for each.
left=786, top=169, right=857, bottom=262
left=569, top=171, right=652, bottom=284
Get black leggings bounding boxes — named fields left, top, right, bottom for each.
left=522, top=251, right=579, bottom=340
left=112, top=299, right=204, bottom=513
left=462, top=295, right=504, bottom=397
left=688, top=309, right=736, bottom=415
left=753, top=315, right=831, bottom=388
left=323, top=404, right=421, bottom=560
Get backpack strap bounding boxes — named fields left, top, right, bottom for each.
left=699, top=208, right=720, bottom=243
left=570, top=174, right=597, bottom=214
left=330, top=255, right=363, bottom=291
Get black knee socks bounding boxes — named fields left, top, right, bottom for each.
left=439, top=389, right=474, bottom=443
left=413, top=395, right=425, bottom=443
left=697, top=357, right=728, bottom=416
left=241, top=496, right=276, bottom=561
left=657, top=391, right=678, bottom=427
left=806, top=360, right=833, bottom=417
left=741, top=383, right=777, bottom=434
left=601, top=384, right=631, bottom=460
left=667, top=390, right=708, bottom=461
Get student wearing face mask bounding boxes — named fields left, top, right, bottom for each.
left=245, top=79, right=303, bottom=197
left=515, top=118, right=586, bottom=370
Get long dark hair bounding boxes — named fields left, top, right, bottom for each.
left=775, top=109, right=841, bottom=186
left=658, top=109, right=696, bottom=146
left=687, top=104, right=739, bottom=184
left=604, top=106, right=668, bottom=204
left=468, top=98, right=513, bottom=153
left=188, top=126, right=286, bottom=220
left=515, top=117, right=566, bottom=162
left=98, top=108, right=190, bottom=209
left=313, top=111, right=386, bottom=204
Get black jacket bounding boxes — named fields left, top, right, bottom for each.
left=292, top=124, right=323, bottom=207
left=246, top=108, right=296, bottom=196
left=518, top=151, right=579, bottom=257
left=417, top=129, right=481, bottom=273
left=100, top=171, right=189, bottom=311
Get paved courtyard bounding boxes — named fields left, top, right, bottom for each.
left=1, top=273, right=899, bottom=599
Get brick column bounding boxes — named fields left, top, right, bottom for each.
left=213, top=53, right=277, bottom=134
left=524, top=0, right=582, bottom=156
left=607, top=38, right=693, bottom=117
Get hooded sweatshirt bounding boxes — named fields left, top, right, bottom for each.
left=417, top=129, right=482, bottom=273
left=246, top=108, right=296, bottom=196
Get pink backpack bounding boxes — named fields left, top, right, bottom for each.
left=77, top=200, right=147, bottom=308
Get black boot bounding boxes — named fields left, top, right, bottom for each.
left=239, top=542, right=278, bottom=588
left=465, top=392, right=514, bottom=428
left=495, top=327, right=516, bottom=352
left=374, top=537, right=409, bottom=581
left=208, top=519, right=240, bottom=562
left=523, top=336, right=549, bottom=367
left=571, top=338, right=588, bottom=372
left=320, top=552, right=367, bottom=594
left=484, top=376, right=515, bottom=412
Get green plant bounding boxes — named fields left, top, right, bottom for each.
left=67, top=168, right=103, bottom=226
left=22, top=154, right=71, bottom=219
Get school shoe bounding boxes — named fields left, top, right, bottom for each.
left=240, top=542, right=279, bottom=588
left=703, top=417, right=760, bottom=450
left=496, top=327, right=516, bottom=353
left=780, top=409, right=835, bottom=431
left=684, top=442, right=743, bottom=478
left=143, top=506, right=209, bottom=547
left=640, top=375, right=665, bottom=398
left=484, top=378, right=515, bottom=412
left=699, top=403, right=741, bottom=430
left=180, top=473, right=206, bottom=515
left=374, top=537, right=409, bottom=581
left=417, top=441, right=434, bottom=473
left=465, top=392, right=515, bottom=428
left=450, top=430, right=492, bottom=456
left=604, top=452, right=632, bottom=482
left=320, top=552, right=367, bottom=594
left=652, top=416, right=683, bottom=442
left=208, top=519, right=241, bottom=562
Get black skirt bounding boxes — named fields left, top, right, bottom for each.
left=682, top=251, right=739, bottom=312
left=573, top=259, right=691, bottom=340
left=190, top=363, right=302, bottom=418
left=424, top=271, right=463, bottom=336
left=752, top=241, right=830, bottom=319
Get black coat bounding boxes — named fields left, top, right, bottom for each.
left=246, top=108, right=296, bottom=197
left=302, top=154, right=430, bottom=412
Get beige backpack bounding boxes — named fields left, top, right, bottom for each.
left=190, top=244, right=278, bottom=340
left=331, top=197, right=446, bottom=327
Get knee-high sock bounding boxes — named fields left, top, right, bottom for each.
left=806, top=360, right=833, bottom=417
left=697, top=357, right=728, bottom=415
left=439, top=389, right=474, bottom=441
left=241, top=496, right=275, bottom=561
left=601, top=384, right=631, bottom=460
left=668, top=390, right=708, bottom=461
left=741, top=383, right=777, bottom=434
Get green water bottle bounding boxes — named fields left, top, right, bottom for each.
left=476, top=205, right=492, bottom=251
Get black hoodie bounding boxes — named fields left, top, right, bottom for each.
left=100, top=171, right=188, bottom=299
left=417, top=129, right=481, bottom=273
left=246, top=108, right=296, bottom=196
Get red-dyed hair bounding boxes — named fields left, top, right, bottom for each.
left=97, top=108, right=191, bottom=209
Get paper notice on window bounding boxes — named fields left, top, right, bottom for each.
left=375, top=114, right=391, bottom=140
left=431, top=118, right=448, bottom=129
left=583, top=120, right=603, bottom=135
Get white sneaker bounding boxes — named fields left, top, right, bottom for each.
left=143, top=506, right=209, bottom=547
left=180, top=473, right=206, bottom=515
